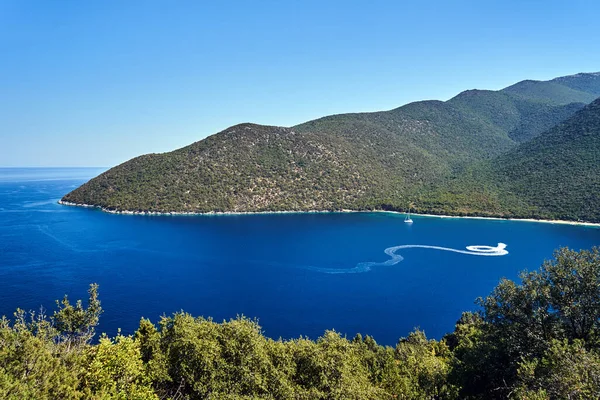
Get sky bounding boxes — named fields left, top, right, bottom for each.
left=1, top=0, right=600, bottom=167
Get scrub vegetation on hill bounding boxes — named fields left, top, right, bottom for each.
left=420, top=97, right=600, bottom=221
left=2, top=247, right=600, bottom=399
left=62, top=72, right=600, bottom=222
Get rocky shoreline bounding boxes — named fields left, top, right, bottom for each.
left=57, top=200, right=600, bottom=227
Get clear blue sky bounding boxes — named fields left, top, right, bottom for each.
left=2, top=0, right=599, bottom=167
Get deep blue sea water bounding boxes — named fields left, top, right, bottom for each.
left=1, top=168, right=600, bottom=345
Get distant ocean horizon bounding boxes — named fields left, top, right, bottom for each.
left=0, top=167, right=107, bottom=182
left=1, top=168, right=599, bottom=345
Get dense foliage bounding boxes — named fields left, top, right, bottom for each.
left=2, top=247, right=600, bottom=399
left=63, top=123, right=443, bottom=213
left=62, top=72, right=600, bottom=221
left=421, top=97, right=600, bottom=222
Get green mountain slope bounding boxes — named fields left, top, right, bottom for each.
left=551, top=72, right=600, bottom=95
left=447, top=89, right=585, bottom=142
left=294, top=100, right=515, bottom=170
left=502, top=72, right=600, bottom=105
left=62, top=72, right=600, bottom=218
left=62, top=123, right=444, bottom=212
left=491, top=96, right=600, bottom=221
left=421, top=97, right=600, bottom=221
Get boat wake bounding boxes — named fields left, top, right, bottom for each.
left=303, top=243, right=508, bottom=274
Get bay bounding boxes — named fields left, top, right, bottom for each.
left=1, top=168, right=599, bottom=345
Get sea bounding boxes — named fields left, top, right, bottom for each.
left=1, top=167, right=599, bottom=345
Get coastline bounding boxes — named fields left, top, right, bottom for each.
left=57, top=200, right=600, bottom=228
left=408, top=212, right=600, bottom=228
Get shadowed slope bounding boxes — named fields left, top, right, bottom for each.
left=421, top=97, right=600, bottom=221
left=491, top=97, right=600, bottom=220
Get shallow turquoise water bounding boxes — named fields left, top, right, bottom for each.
left=1, top=168, right=599, bottom=344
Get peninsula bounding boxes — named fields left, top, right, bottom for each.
left=61, top=72, right=600, bottom=222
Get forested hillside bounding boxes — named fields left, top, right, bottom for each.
left=421, top=97, right=600, bottom=221
left=61, top=72, right=600, bottom=220
left=2, top=247, right=600, bottom=399
left=446, top=89, right=585, bottom=142
left=502, top=72, right=600, bottom=105
left=490, top=96, right=600, bottom=220
left=62, top=123, right=445, bottom=212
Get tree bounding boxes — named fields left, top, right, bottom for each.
left=458, top=247, right=600, bottom=398
left=513, top=339, right=600, bottom=399
left=393, top=330, right=458, bottom=400
left=0, top=314, right=83, bottom=399
left=543, top=247, right=600, bottom=343
left=53, top=283, right=103, bottom=349
left=481, top=247, right=600, bottom=354
left=83, top=333, right=158, bottom=399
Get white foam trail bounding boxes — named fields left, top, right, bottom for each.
left=305, top=243, right=508, bottom=274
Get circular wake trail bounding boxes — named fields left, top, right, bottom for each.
left=304, top=243, right=508, bottom=274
